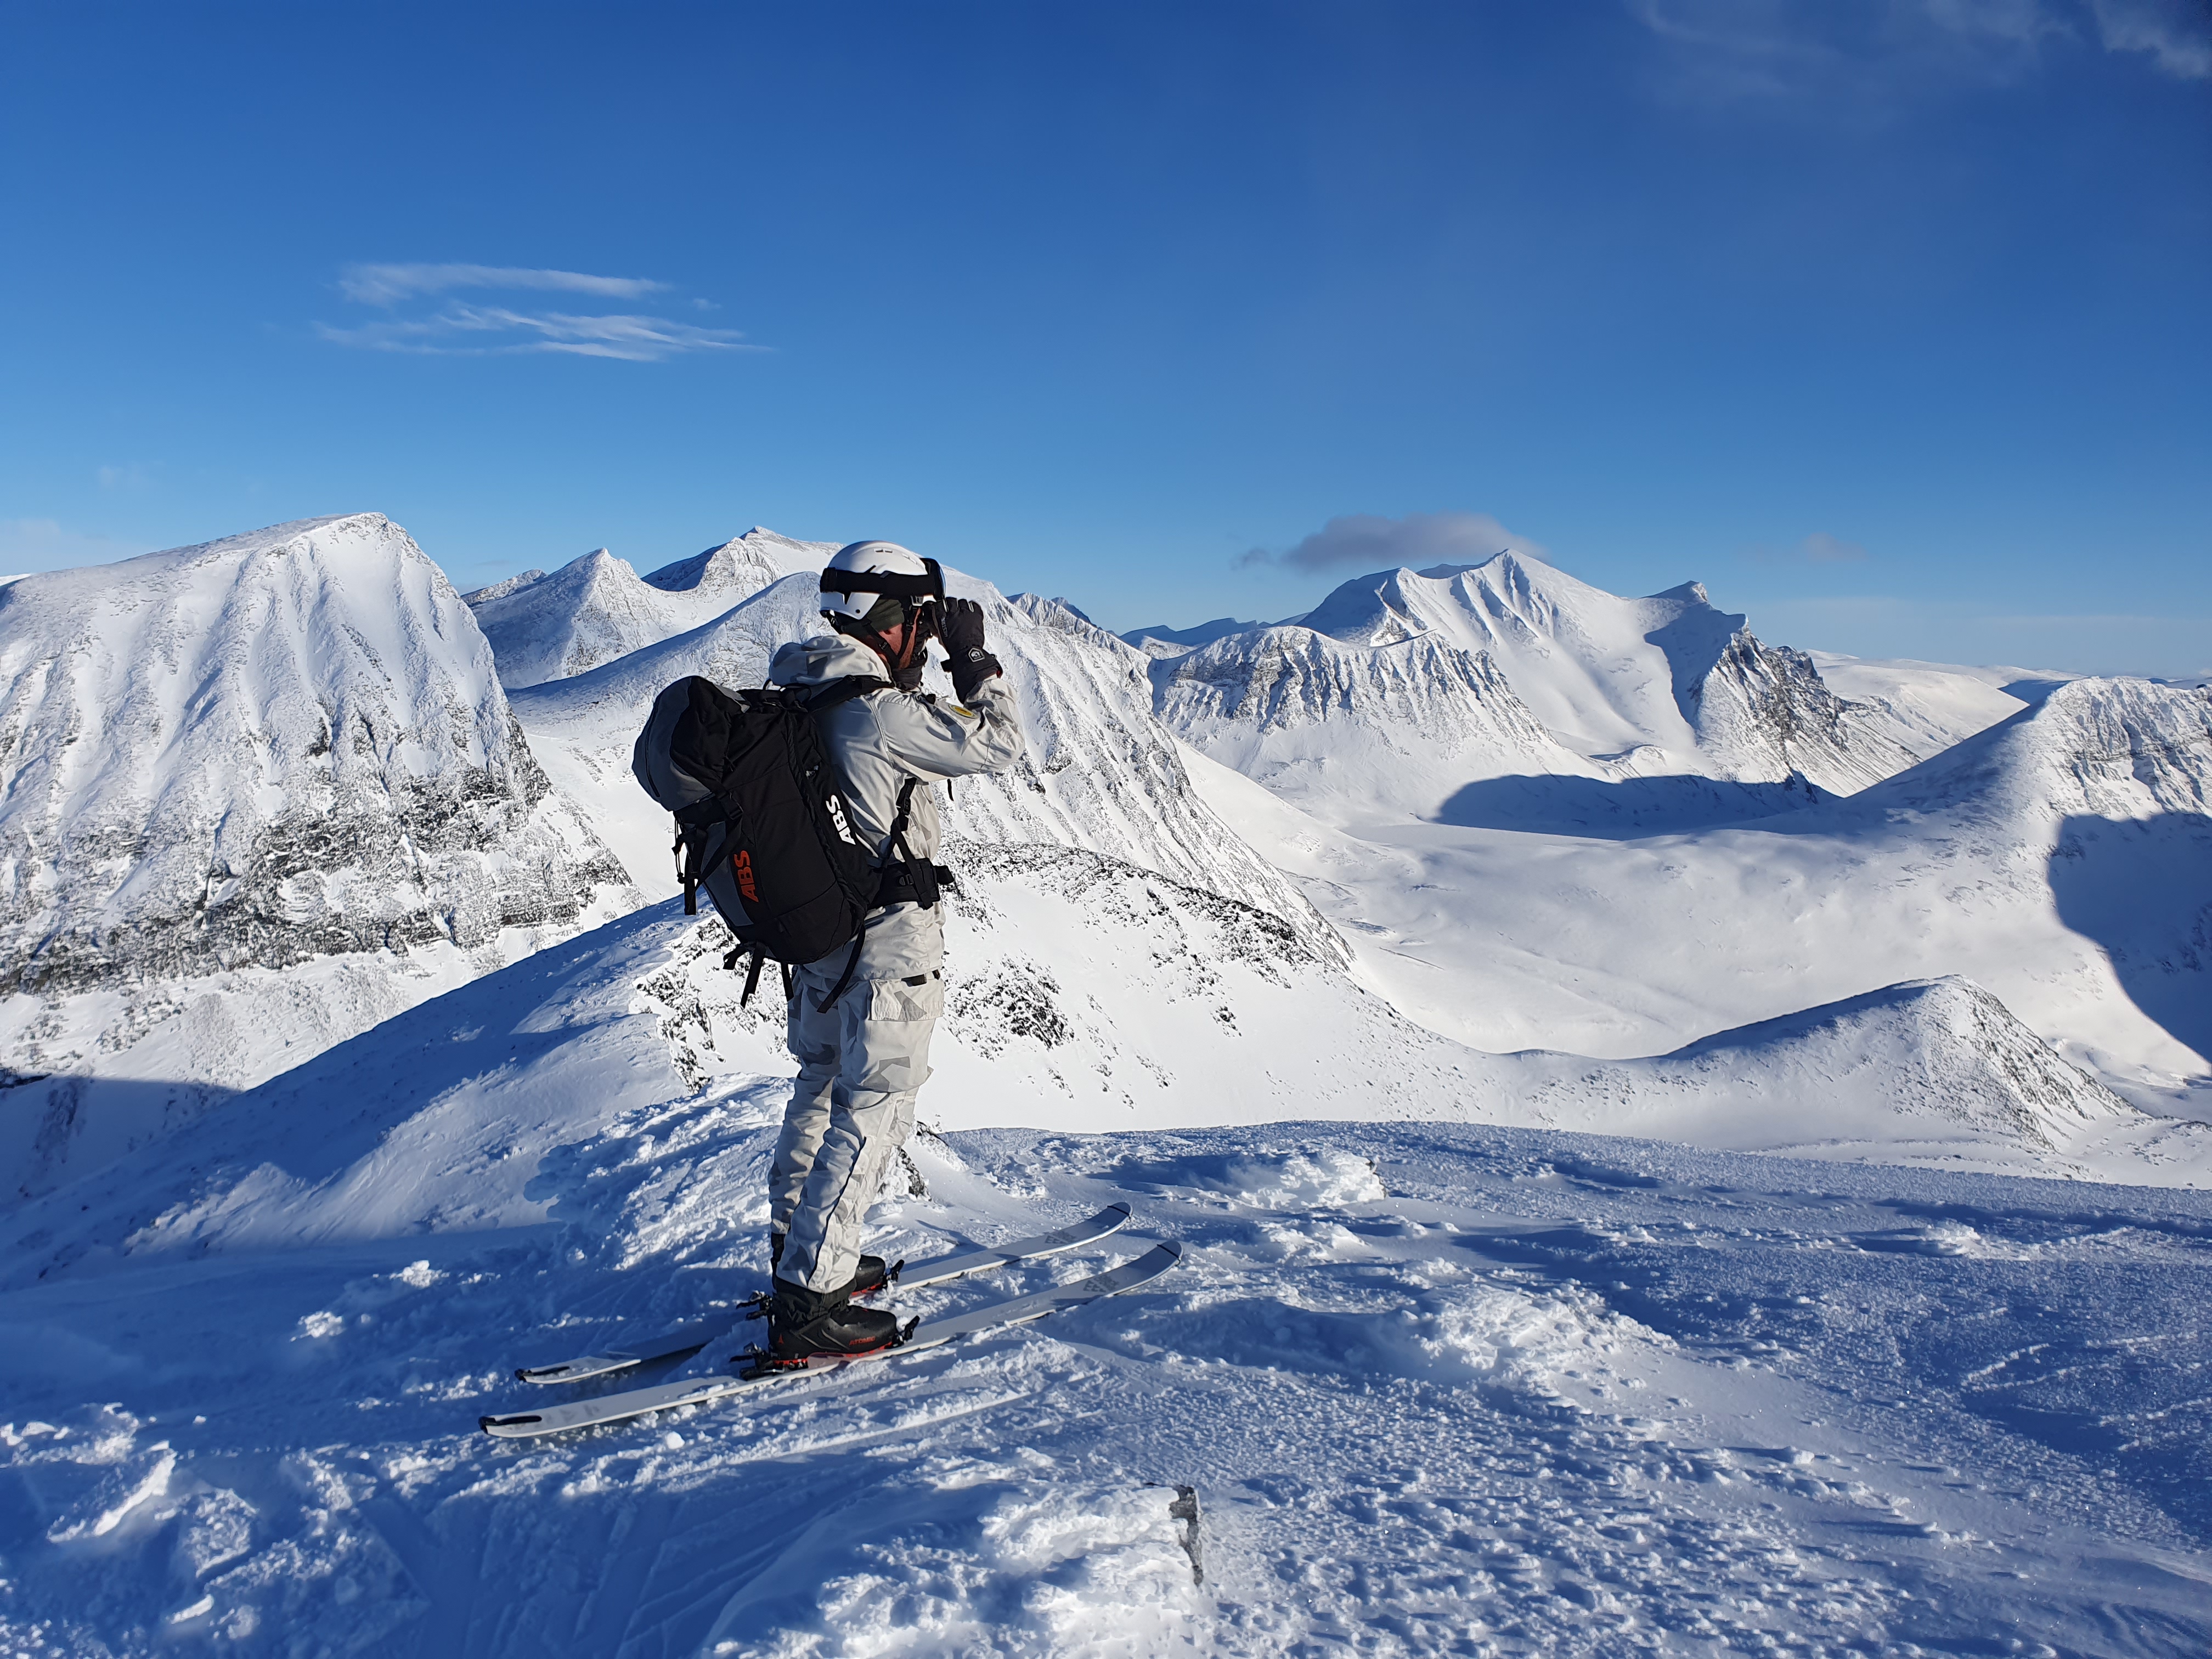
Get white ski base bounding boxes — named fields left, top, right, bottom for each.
left=512, top=1201, right=1135, bottom=1386
left=481, top=1240, right=1180, bottom=1440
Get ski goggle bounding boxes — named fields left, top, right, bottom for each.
left=818, top=557, right=945, bottom=606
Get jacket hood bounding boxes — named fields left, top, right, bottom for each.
left=769, top=631, right=888, bottom=688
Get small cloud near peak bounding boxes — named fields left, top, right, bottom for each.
left=1238, top=511, right=1550, bottom=574
left=1745, top=532, right=1872, bottom=565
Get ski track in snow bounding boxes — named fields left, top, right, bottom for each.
left=4, top=1075, right=2210, bottom=1656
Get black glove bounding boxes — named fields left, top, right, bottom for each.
left=939, top=596, right=1003, bottom=703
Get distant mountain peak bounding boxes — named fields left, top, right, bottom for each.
left=1116, top=616, right=1263, bottom=658
left=1141, top=551, right=1916, bottom=804
left=642, top=527, right=830, bottom=597
left=464, top=528, right=837, bottom=689
left=461, top=568, right=547, bottom=605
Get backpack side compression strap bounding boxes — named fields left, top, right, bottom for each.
left=667, top=676, right=889, bottom=918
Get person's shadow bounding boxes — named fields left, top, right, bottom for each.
left=2048, top=810, right=2212, bottom=1069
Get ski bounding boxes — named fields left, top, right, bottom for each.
left=897, top=1200, right=1135, bottom=1294
left=481, top=1239, right=1179, bottom=1440
left=512, top=1200, right=1133, bottom=1386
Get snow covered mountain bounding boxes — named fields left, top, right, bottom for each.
left=1304, top=554, right=1911, bottom=785
left=0, top=513, right=635, bottom=1198
left=509, top=570, right=1348, bottom=967
left=463, top=527, right=836, bottom=688
left=1154, top=625, right=1616, bottom=824
left=1195, top=673, right=2212, bottom=1113
left=1152, top=552, right=1920, bottom=824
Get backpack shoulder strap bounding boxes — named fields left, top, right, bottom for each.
left=801, top=675, right=891, bottom=714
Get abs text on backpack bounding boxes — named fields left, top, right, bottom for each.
left=631, top=675, right=891, bottom=972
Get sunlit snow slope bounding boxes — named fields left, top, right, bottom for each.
left=1192, top=676, right=2212, bottom=1122
left=1805, top=650, right=2055, bottom=764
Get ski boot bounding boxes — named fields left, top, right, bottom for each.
left=770, top=1231, right=891, bottom=1297
left=755, top=1277, right=906, bottom=1369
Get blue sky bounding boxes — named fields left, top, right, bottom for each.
left=3, top=1, right=2206, bottom=673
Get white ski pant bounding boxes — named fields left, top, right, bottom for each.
left=771, top=906, right=944, bottom=1295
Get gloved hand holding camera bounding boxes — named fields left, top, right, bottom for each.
left=938, top=597, right=1003, bottom=703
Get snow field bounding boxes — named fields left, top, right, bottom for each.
left=8, top=1094, right=2210, bottom=1654
left=1181, top=679, right=2212, bottom=1127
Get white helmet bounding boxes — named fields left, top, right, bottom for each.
left=819, top=541, right=944, bottom=623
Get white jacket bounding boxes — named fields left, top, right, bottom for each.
left=767, top=633, right=1026, bottom=975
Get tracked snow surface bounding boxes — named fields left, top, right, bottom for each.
left=5, top=515, right=2210, bottom=1652
left=4, top=908, right=2211, bottom=1656
left=0, top=515, right=636, bottom=1201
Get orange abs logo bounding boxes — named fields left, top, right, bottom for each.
left=732, top=849, right=759, bottom=902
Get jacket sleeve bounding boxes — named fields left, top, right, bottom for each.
left=871, top=675, right=1026, bottom=780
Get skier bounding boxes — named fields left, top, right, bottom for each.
left=763, top=541, right=1025, bottom=1361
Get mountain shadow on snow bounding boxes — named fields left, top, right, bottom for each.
left=1434, top=770, right=1827, bottom=838
left=2049, top=811, right=2212, bottom=1065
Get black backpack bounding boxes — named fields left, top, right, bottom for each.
left=631, top=675, right=946, bottom=1007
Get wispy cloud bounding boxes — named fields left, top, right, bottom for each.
left=1238, top=511, right=1549, bottom=574
left=318, top=265, right=758, bottom=362
left=1626, top=0, right=2209, bottom=109
left=97, top=463, right=153, bottom=493
left=2087, top=0, right=2212, bottom=77
left=336, top=263, right=670, bottom=306
left=317, top=304, right=759, bottom=362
